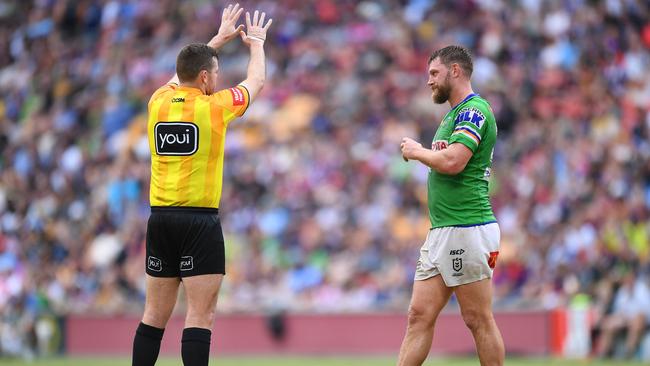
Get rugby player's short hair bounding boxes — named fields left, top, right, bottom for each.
left=428, top=45, right=473, bottom=78
left=176, top=43, right=219, bottom=83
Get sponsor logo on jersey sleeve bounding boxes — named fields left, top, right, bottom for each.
left=454, top=107, right=485, bottom=129
left=229, top=87, right=245, bottom=106
left=432, top=140, right=448, bottom=151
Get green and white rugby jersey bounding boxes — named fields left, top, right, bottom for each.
left=427, top=93, right=497, bottom=228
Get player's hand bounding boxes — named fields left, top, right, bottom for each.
left=239, top=10, right=273, bottom=46
left=208, top=3, right=244, bottom=49
left=401, top=137, right=423, bottom=162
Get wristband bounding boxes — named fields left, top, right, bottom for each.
left=248, top=36, right=265, bottom=43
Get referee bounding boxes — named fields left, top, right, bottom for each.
left=131, top=4, right=272, bottom=366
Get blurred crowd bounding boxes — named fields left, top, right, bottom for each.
left=1, top=0, right=649, bottom=359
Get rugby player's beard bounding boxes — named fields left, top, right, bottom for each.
left=432, top=73, right=452, bottom=104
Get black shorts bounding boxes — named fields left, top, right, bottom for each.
left=146, top=206, right=225, bottom=277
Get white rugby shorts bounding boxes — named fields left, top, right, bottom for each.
left=414, top=222, right=500, bottom=287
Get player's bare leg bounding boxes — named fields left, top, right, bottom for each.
left=141, top=275, right=181, bottom=328
left=397, top=275, right=453, bottom=366
left=455, top=278, right=504, bottom=366
left=182, top=274, right=224, bottom=329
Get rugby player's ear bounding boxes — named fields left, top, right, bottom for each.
left=451, top=63, right=461, bottom=78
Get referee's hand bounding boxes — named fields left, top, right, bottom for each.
left=240, top=10, right=273, bottom=45
left=209, top=3, right=244, bottom=49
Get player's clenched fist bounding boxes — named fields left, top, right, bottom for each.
left=401, top=137, right=423, bottom=161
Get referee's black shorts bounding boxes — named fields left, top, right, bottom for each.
left=145, top=206, right=225, bottom=277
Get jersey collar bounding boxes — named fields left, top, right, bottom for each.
left=175, top=85, right=203, bottom=94
left=450, top=93, right=479, bottom=111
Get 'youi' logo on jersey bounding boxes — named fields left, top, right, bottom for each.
left=155, top=122, right=198, bottom=155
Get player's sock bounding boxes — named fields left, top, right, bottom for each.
left=132, top=322, right=164, bottom=366
left=181, top=327, right=211, bottom=366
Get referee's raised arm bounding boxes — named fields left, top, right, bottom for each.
left=163, top=3, right=245, bottom=87
left=238, top=10, right=272, bottom=102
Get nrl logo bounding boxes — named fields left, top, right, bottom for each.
left=452, top=258, right=463, bottom=272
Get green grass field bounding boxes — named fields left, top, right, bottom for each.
left=0, top=357, right=648, bottom=366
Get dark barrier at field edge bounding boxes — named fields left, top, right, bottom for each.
left=66, top=311, right=558, bottom=356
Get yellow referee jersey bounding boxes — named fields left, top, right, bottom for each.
left=147, top=83, right=250, bottom=208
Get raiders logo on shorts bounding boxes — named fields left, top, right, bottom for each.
left=155, top=122, right=198, bottom=155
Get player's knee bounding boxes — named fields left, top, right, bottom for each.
left=142, top=311, right=170, bottom=328
left=461, top=309, right=491, bottom=333
left=407, top=304, right=436, bottom=329
left=186, top=307, right=216, bottom=328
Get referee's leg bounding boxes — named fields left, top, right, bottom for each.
left=180, top=274, right=224, bottom=366
left=133, top=275, right=181, bottom=366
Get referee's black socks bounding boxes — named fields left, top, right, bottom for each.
left=132, top=322, right=164, bottom=366
left=181, top=327, right=212, bottom=366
